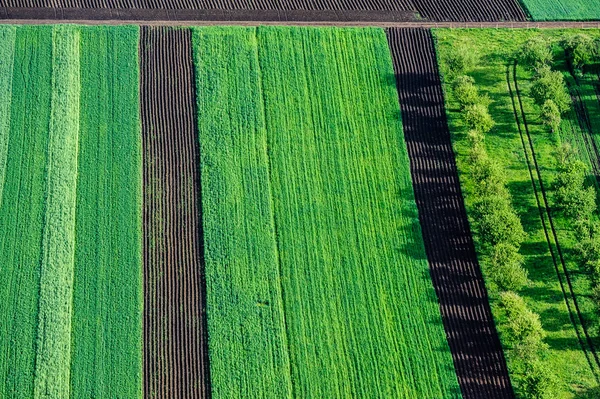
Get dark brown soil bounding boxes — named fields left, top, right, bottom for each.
left=412, top=0, right=526, bottom=22
left=386, top=27, right=515, bottom=399
left=140, top=26, right=210, bottom=399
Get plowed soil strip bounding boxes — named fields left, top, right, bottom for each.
left=386, top=27, right=514, bottom=399
left=140, top=26, right=210, bottom=399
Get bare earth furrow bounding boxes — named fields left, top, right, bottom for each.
left=140, top=26, right=210, bottom=399
left=386, top=27, right=515, bottom=399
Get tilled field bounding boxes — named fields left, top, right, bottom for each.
left=0, top=0, right=527, bottom=22
left=140, top=26, right=210, bottom=399
left=386, top=27, right=514, bottom=399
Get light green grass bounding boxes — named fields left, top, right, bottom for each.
left=70, top=25, right=143, bottom=399
left=195, top=26, right=461, bottom=399
left=34, top=25, right=80, bottom=399
left=193, top=26, right=293, bottom=399
left=434, top=28, right=600, bottom=398
left=0, top=25, right=52, bottom=398
left=0, top=25, right=15, bottom=208
left=519, top=0, right=600, bottom=21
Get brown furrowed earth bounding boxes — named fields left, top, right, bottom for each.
left=0, top=0, right=525, bottom=22
left=386, top=27, right=515, bottom=399
left=140, top=26, right=210, bottom=399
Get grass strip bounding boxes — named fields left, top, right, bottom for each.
left=33, top=25, right=81, bottom=399
left=0, top=25, right=16, bottom=208
left=70, top=25, right=143, bottom=399
left=193, top=26, right=294, bottom=399
left=0, top=25, right=52, bottom=398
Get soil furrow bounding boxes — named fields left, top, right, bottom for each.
left=386, top=27, right=514, bottom=399
left=140, top=25, right=210, bottom=399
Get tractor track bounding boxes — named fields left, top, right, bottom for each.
left=507, top=61, right=600, bottom=381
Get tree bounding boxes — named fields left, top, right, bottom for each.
left=497, top=292, right=547, bottom=360
left=540, top=99, right=561, bottom=133
left=554, top=158, right=596, bottom=220
left=463, top=103, right=495, bottom=134
left=473, top=195, right=525, bottom=249
left=562, top=34, right=596, bottom=70
left=452, top=75, right=479, bottom=108
left=519, top=36, right=554, bottom=69
left=469, top=155, right=510, bottom=199
left=517, top=360, right=558, bottom=399
left=488, top=243, right=528, bottom=291
left=530, top=65, right=571, bottom=114
left=445, top=44, right=478, bottom=75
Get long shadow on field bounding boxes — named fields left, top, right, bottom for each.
left=387, top=28, right=515, bottom=399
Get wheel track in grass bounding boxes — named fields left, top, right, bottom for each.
left=507, top=61, right=600, bottom=381
left=387, top=27, right=514, bottom=399
left=140, top=26, right=210, bottom=399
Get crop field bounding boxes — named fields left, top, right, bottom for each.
left=519, top=0, right=600, bottom=21
left=435, top=28, right=600, bottom=398
left=194, top=26, right=462, bottom=399
left=0, top=25, right=142, bottom=398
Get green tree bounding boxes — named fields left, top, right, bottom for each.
left=473, top=196, right=525, bottom=249
left=517, top=360, right=558, bottom=399
left=463, top=103, right=495, bottom=134
left=497, top=292, right=547, bottom=361
left=530, top=65, right=571, bottom=114
left=540, top=99, right=561, bottom=133
left=554, top=158, right=596, bottom=220
left=452, top=75, right=479, bottom=108
left=445, top=44, right=478, bottom=75
left=488, top=243, right=528, bottom=292
left=562, top=34, right=596, bottom=70
left=519, top=36, right=553, bottom=70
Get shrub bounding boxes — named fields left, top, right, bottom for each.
left=488, top=243, right=528, bottom=291
left=452, top=75, right=479, bottom=108
left=463, top=103, right=495, bottom=134
left=518, top=36, right=553, bottom=69
left=469, top=155, right=509, bottom=199
left=473, top=196, right=525, bottom=249
left=540, top=99, right=561, bottom=133
left=530, top=65, right=571, bottom=114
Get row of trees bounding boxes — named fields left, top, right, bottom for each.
left=448, top=57, right=555, bottom=398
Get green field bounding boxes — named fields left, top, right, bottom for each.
left=194, top=26, right=461, bottom=399
left=435, top=28, right=600, bottom=398
left=0, top=25, right=142, bottom=398
left=519, top=0, right=600, bottom=21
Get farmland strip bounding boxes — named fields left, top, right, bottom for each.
left=193, top=26, right=293, bottom=399
left=71, top=26, right=143, bottom=398
left=0, top=25, right=52, bottom=398
left=258, top=26, right=461, bottom=398
left=33, top=25, right=80, bottom=399
left=140, top=26, right=210, bottom=399
left=0, top=26, right=15, bottom=208
left=386, top=28, right=514, bottom=398
left=411, top=0, right=526, bottom=22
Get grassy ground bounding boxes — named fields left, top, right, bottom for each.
left=434, top=28, right=600, bottom=398
left=518, top=0, right=600, bottom=21
left=0, top=25, right=142, bottom=398
left=195, top=26, right=461, bottom=399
